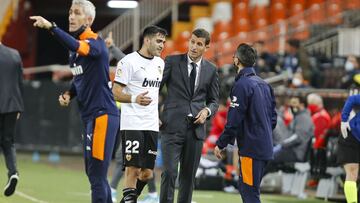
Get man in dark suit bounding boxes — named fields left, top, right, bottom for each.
left=0, top=42, right=24, bottom=197
left=159, top=28, right=219, bottom=203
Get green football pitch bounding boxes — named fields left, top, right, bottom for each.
left=0, top=153, right=327, bottom=203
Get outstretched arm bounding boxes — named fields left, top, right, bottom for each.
left=30, top=16, right=101, bottom=57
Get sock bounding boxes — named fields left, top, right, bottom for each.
left=136, top=179, right=147, bottom=196
left=121, top=188, right=137, bottom=203
left=148, top=192, right=158, bottom=198
left=344, top=181, right=357, bottom=203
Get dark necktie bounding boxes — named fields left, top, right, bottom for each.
left=190, top=62, right=197, bottom=96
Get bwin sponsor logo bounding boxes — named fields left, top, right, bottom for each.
left=71, top=65, right=84, bottom=76
left=142, top=78, right=161, bottom=87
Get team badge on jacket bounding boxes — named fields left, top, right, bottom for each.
left=158, top=66, right=162, bottom=76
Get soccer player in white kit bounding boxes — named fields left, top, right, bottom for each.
left=112, top=25, right=167, bottom=203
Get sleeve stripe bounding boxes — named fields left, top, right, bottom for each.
left=77, top=41, right=90, bottom=56
left=240, top=156, right=253, bottom=186
left=92, top=114, right=108, bottom=161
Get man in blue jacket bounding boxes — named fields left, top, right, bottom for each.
left=338, top=91, right=360, bottom=203
left=214, top=43, right=277, bottom=203
left=30, top=1, right=119, bottom=202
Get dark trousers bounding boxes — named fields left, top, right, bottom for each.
left=0, top=112, right=18, bottom=177
left=238, top=157, right=267, bottom=203
left=110, top=129, right=123, bottom=189
left=160, top=128, right=203, bottom=203
left=84, top=114, right=119, bottom=203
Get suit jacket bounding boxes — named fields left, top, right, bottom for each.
left=0, top=44, right=24, bottom=113
left=160, top=54, right=219, bottom=140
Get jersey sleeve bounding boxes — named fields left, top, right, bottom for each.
left=114, top=58, right=132, bottom=86
left=51, top=27, right=101, bottom=57
left=77, top=38, right=102, bottom=57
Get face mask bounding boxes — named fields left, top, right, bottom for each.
left=307, top=104, right=319, bottom=114
left=290, top=107, right=299, bottom=115
left=345, top=61, right=354, bottom=72
left=292, top=78, right=302, bottom=87
left=69, top=25, right=87, bottom=39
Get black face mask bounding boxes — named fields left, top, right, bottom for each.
left=69, top=25, right=87, bottom=39
left=290, top=107, right=299, bottom=115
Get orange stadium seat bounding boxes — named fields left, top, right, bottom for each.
left=253, top=29, right=268, bottom=42
left=233, top=32, right=249, bottom=43
left=345, top=0, right=360, bottom=10
left=327, top=0, right=343, bottom=25
left=213, top=31, right=231, bottom=42
left=290, top=2, right=305, bottom=16
left=213, top=21, right=232, bottom=41
left=307, top=0, right=324, bottom=7
left=203, top=43, right=216, bottom=61
left=290, top=0, right=306, bottom=7
left=307, top=2, right=325, bottom=24
left=270, top=2, right=287, bottom=24
left=213, top=20, right=232, bottom=34
left=174, top=31, right=191, bottom=53
left=233, top=2, right=248, bottom=20
left=161, top=40, right=175, bottom=59
left=217, top=41, right=235, bottom=67
left=293, top=18, right=310, bottom=40
left=233, top=18, right=251, bottom=34
left=251, top=6, right=268, bottom=29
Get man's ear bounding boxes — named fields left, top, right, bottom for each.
left=205, top=44, right=210, bottom=51
left=87, top=17, right=93, bottom=27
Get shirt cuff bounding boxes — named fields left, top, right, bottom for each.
left=205, top=107, right=211, bottom=117
left=216, top=138, right=226, bottom=150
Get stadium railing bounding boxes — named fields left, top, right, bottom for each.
left=100, top=0, right=183, bottom=51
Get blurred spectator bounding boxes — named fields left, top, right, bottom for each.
left=281, top=39, right=310, bottom=83
left=253, top=41, right=277, bottom=76
left=104, top=31, right=126, bottom=62
left=290, top=72, right=310, bottom=88
left=341, top=55, right=360, bottom=88
left=266, top=96, right=314, bottom=173
left=338, top=92, right=360, bottom=203
left=306, top=93, right=331, bottom=187
left=272, top=114, right=291, bottom=146
left=202, top=98, right=229, bottom=154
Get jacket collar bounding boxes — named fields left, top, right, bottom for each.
left=235, top=67, right=256, bottom=81
left=79, top=27, right=98, bottom=40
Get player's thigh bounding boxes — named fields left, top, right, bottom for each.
left=143, top=131, right=158, bottom=169
left=337, top=132, right=360, bottom=165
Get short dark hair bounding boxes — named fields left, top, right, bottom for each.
left=192, top=28, right=210, bottom=45
left=235, top=43, right=257, bottom=67
left=287, top=39, right=300, bottom=49
left=141, top=25, right=167, bottom=42
left=291, top=95, right=307, bottom=106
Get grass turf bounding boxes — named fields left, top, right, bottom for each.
left=0, top=153, right=327, bottom=203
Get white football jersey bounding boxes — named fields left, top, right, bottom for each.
left=114, top=51, right=164, bottom=132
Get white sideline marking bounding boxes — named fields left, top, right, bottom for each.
left=15, top=191, right=49, bottom=203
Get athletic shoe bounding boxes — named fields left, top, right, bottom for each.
left=111, top=187, right=117, bottom=203
left=4, top=173, right=19, bottom=196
